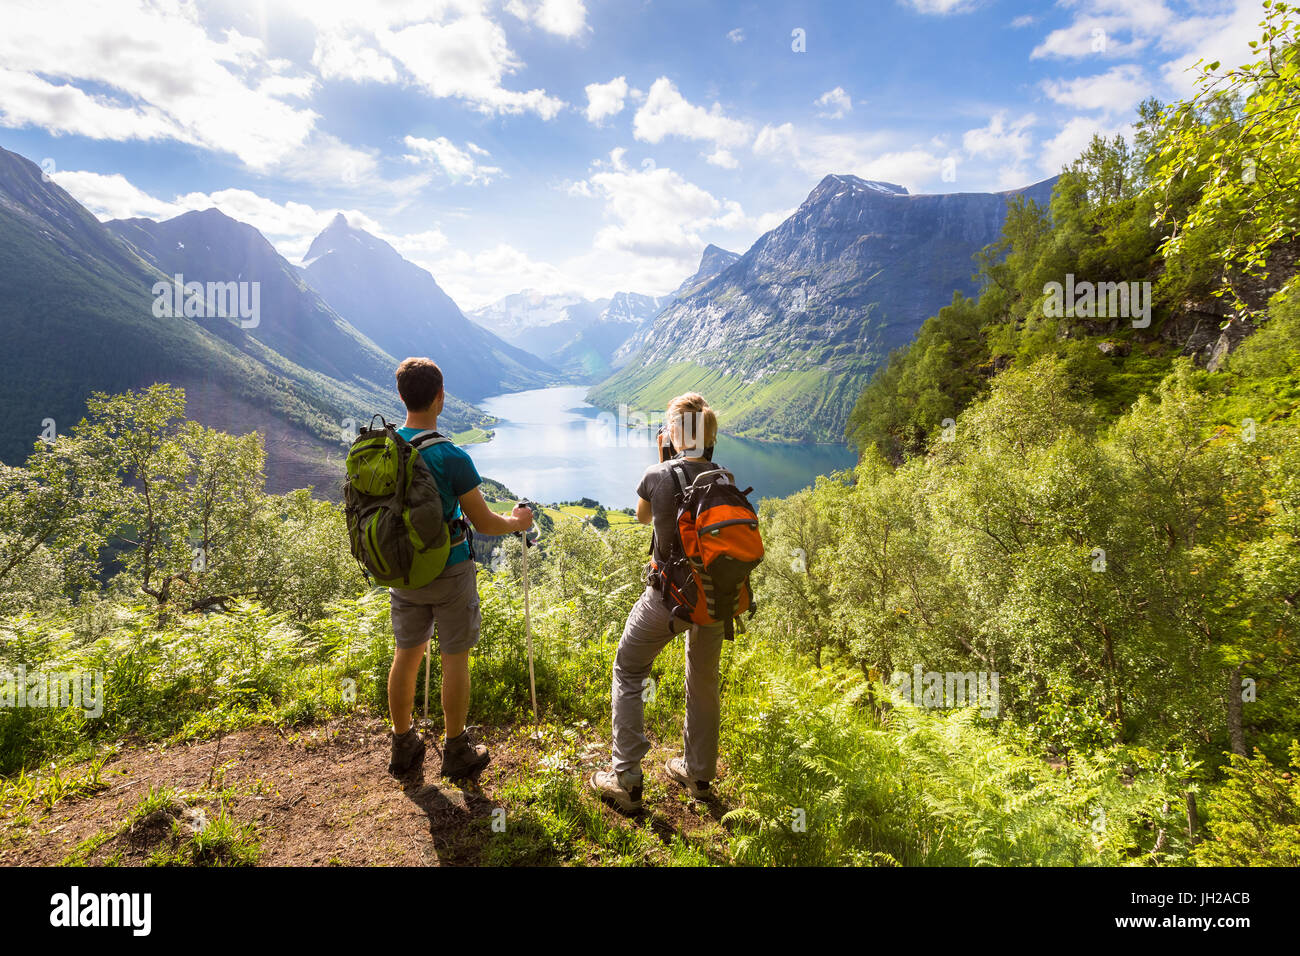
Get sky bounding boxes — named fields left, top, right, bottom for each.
left=0, top=0, right=1270, bottom=309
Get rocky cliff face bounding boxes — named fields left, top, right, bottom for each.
left=589, top=174, right=1059, bottom=443
left=610, top=244, right=739, bottom=370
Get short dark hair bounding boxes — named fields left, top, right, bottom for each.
left=395, top=357, right=444, bottom=411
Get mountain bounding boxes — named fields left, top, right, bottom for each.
left=299, top=215, right=556, bottom=401
left=610, top=244, right=739, bottom=369
left=675, top=243, right=742, bottom=297
left=468, top=291, right=599, bottom=360
left=470, top=289, right=670, bottom=381
left=108, top=209, right=395, bottom=387
left=0, top=144, right=487, bottom=494
left=588, top=174, right=1058, bottom=443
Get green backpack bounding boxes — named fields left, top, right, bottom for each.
left=343, top=416, right=454, bottom=588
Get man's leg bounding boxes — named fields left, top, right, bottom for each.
left=427, top=560, right=488, bottom=780
left=682, top=623, right=725, bottom=781
left=388, top=584, right=436, bottom=736
left=611, top=589, right=679, bottom=774
left=386, top=639, right=430, bottom=775
left=440, top=649, right=470, bottom=739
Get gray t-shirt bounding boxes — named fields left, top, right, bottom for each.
left=637, top=457, right=720, bottom=564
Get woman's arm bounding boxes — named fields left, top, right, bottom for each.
left=459, top=487, right=533, bottom=537
left=636, top=496, right=652, bottom=525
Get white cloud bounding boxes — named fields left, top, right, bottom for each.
left=1158, top=0, right=1264, bottom=96
left=633, top=77, right=752, bottom=151
left=1039, top=116, right=1131, bottom=176
left=815, top=87, right=853, bottom=119
left=51, top=170, right=190, bottom=222
left=0, top=0, right=320, bottom=171
left=1042, top=64, right=1150, bottom=114
left=584, top=151, right=735, bottom=260
left=705, top=149, right=739, bottom=169
left=1010, top=14, right=1037, bottom=28
left=506, top=0, right=589, bottom=38
left=962, top=111, right=1037, bottom=163
left=312, top=31, right=400, bottom=83
left=901, top=0, right=981, bottom=13
left=379, top=15, right=566, bottom=118
left=1029, top=1, right=1263, bottom=103
left=584, top=76, right=629, bottom=125
left=429, top=243, right=578, bottom=309
left=727, top=28, right=745, bottom=43
left=752, top=122, right=941, bottom=190
left=52, top=168, right=397, bottom=261
left=1032, top=15, right=1152, bottom=60
left=403, top=135, right=502, bottom=184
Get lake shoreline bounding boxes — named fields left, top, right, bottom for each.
left=458, top=385, right=857, bottom=509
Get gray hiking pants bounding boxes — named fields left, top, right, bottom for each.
left=611, top=586, right=726, bottom=780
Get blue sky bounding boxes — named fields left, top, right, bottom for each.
left=0, top=0, right=1269, bottom=308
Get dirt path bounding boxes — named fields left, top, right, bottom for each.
left=0, top=716, right=734, bottom=866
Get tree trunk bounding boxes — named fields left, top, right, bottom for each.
left=1185, top=790, right=1200, bottom=844
left=1101, top=625, right=1125, bottom=742
left=1226, top=663, right=1247, bottom=757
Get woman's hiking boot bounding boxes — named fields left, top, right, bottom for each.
left=388, top=727, right=426, bottom=776
left=440, top=730, right=490, bottom=782
left=589, top=766, right=643, bottom=813
left=664, top=756, right=711, bottom=799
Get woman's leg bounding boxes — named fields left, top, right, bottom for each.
left=611, top=588, right=679, bottom=774
left=682, top=622, right=726, bottom=781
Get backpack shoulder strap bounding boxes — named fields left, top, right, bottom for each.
left=408, top=429, right=451, bottom=449
left=668, top=461, right=690, bottom=503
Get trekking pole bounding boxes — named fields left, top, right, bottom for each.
left=514, top=501, right=539, bottom=725
left=423, top=643, right=431, bottom=727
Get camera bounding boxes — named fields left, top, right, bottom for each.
left=657, top=424, right=676, bottom=461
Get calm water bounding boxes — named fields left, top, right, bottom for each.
left=462, top=386, right=858, bottom=509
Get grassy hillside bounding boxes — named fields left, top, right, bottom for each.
left=587, top=360, right=871, bottom=443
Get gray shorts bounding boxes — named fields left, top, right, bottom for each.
left=388, top=558, right=481, bottom=654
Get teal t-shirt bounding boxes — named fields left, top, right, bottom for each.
left=397, top=427, right=481, bottom=567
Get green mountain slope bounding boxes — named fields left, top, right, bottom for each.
left=589, top=175, right=1056, bottom=442
left=0, top=145, right=487, bottom=493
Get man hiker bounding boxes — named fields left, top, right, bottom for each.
left=590, top=393, right=727, bottom=812
left=386, top=357, right=533, bottom=780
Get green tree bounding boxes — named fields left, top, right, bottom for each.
left=1154, top=1, right=1300, bottom=312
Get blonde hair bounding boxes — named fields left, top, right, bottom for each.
left=666, top=393, right=717, bottom=454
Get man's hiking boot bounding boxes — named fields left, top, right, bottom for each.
left=388, top=727, right=426, bottom=776
left=664, top=756, right=711, bottom=799
left=440, top=730, right=490, bottom=782
left=589, top=767, right=643, bottom=813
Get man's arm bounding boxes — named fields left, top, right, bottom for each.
left=459, top=487, right=533, bottom=537
left=636, top=496, right=652, bottom=526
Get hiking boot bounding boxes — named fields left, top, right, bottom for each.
left=664, top=756, right=711, bottom=798
left=388, top=727, right=426, bottom=776
left=589, top=767, right=643, bottom=813
left=440, top=730, right=490, bottom=782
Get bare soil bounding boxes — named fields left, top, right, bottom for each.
left=0, top=716, right=734, bottom=866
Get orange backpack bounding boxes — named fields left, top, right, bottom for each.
left=649, top=461, right=764, bottom=640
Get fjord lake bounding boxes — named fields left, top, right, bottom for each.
left=463, top=386, right=859, bottom=509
